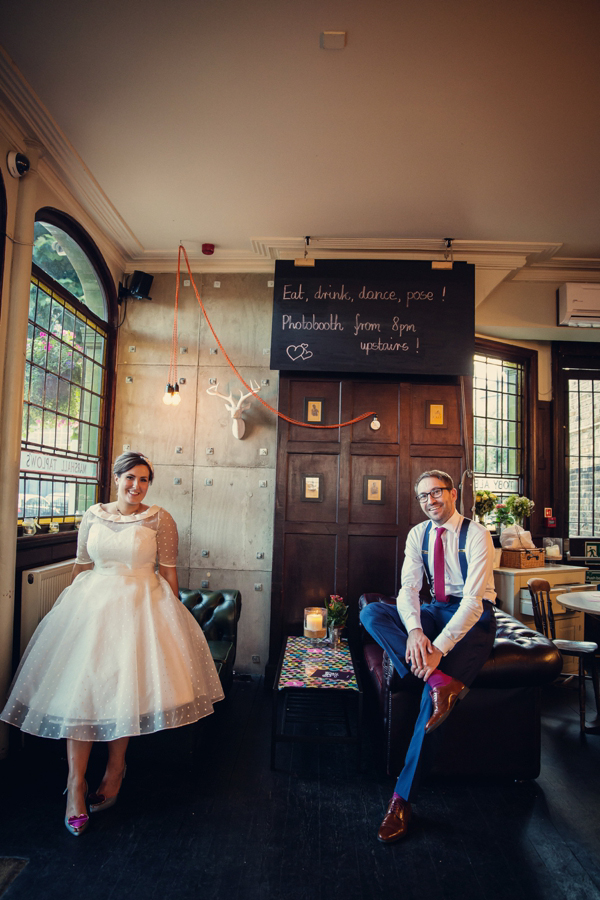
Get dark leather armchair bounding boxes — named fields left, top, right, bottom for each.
left=179, top=588, right=242, bottom=693
left=359, top=593, right=562, bottom=780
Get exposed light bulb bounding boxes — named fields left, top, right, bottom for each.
left=171, top=391, right=181, bottom=406
left=163, top=384, right=173, bottom=405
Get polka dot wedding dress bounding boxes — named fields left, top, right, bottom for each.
left=1, top=505, right=223, bottom=740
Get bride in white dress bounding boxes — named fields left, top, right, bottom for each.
left=1, top=451, right=224, bottom=835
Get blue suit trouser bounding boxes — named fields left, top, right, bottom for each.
left=359, top=599, right=496, bottom=801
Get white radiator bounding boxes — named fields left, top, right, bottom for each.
left=20, top=559, right=76, bottom=656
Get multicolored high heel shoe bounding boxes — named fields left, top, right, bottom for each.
left=63, top=781, right=89, bottom=836
left=88, top=765, right=126, bottom=813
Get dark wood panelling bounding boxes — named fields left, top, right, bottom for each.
left=288, top=379, right=342, bottom=443
left=349, top=455, right=399, bottom=525
left=286, top=453, right=340, bottom=523
left=350, top=383, right=400, bottom=443
left=347, top=534, right=399, bottom=630
left=409, top=444, right=465, bottom=457
left=410, top=382, right=461, bottom=445
left=282, top=533, right=338, bottom=627
left=269, top=373, right=471, bottom=672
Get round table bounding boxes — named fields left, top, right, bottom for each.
left=555, top=590, right=600, bottom=615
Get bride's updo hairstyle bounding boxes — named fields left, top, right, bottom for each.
left=113, top=451, right=154, bottom=483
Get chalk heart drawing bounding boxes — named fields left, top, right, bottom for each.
left=286, top=343, right=313, bottom=361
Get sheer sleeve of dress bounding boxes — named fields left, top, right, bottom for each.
left=156, top=508, right=179, bottom=567
left=75, top=508, right=94, bottom=564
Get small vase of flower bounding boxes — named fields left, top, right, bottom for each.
left=494, top=503, right=514, bottom=531
left=326, top=594, right=348, bottom=649
left=474, top=490, right=498, bottom=525
left=504, top=495, right=535, bottom=528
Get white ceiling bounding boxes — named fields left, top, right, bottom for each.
left=1, top=0, right=600, bottom=284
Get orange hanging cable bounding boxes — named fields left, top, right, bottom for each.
left=175, top=244, right=377, bottom=430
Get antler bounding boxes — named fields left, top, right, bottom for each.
left=206, top=380, right=261, bottom=417
left=233, top=380, right=261, bottom=416
left=206, top=382, right=237, bottom=414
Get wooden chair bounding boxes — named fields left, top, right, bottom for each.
left=527, top=578, right=600, bottom=733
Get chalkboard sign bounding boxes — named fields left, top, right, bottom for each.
left=270, top=260, right=475, bottom=376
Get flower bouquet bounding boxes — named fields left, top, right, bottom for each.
left=504, top=495, right=535, bottom=527
left=326, top=594, right=348, bottom=648
left=475, top=490, right=498, bottom=524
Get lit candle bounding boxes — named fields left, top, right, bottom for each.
left=306, top=613, right=322, bottom=631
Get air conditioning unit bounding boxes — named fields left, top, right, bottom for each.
left=558, top=283, right=600, bottom=327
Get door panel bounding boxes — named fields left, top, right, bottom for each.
left=288, top=379, right=342, bottom=443
left=350, top=382, right=400, bottom=443
left=410, top=383, right=462, bottom=445
left=349, top=455, right=399, bottom=525
left=286, top=453, right=340, bottom=523
left=348, top=534, right=399, bottom=600
left=283, top=533, right=338, bottom=624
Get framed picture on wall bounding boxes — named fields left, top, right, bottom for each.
left=302, top=474, right=324, bottom=502
left=363, top=475, right=386, bottom=504
left=426, top=402, right=446, bottom=428
left=304, top=398, right=325, bottom=424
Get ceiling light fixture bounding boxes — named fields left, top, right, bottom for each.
left=431, top=238, right=454, bottom=270
left=161, top=247, right=183, bottom=408
left=294, top=236, right=316, bottom=267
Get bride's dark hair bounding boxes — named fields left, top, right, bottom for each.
left=113, top=451, right=154, bottom=483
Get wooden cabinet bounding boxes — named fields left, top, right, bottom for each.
left=493, top=564, right=588, bottom=674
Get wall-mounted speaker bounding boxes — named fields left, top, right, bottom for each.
left=118, top=271, right=153, bottom=303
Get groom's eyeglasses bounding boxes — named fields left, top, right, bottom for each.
left=416, top=487, right=451, bottom=504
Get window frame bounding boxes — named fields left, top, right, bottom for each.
left=553, top=341, right=600, bottom=539
left=474, top=338, right=538, bottom=529
left=20, top=209, right=118, bottom=522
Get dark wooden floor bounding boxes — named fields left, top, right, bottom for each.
left=1, top=675, right=600, bottom=900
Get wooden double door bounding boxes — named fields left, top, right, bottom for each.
left=268, top=374, right=473, bottom=663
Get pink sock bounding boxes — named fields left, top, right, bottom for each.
left=427, top=669, right=453, bottom=689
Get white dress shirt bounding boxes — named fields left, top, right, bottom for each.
left=396, top=510, right=496, bottom=656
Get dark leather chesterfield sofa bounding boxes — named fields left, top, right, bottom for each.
left=359, top=593, right=562, bottom=780
left=179, top=588, right=242, bottom=693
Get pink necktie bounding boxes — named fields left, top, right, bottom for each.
left=434, top=527, right=447, bottom=603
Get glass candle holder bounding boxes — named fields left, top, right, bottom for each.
left=303, top=607, right=327, bottom=639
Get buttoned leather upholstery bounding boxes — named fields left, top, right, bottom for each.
left=359, top=593, right=562, bottom=779
left=179, top=588, right=242, bottom=692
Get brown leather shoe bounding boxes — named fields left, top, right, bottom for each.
left=425, top=678, right=469, bottom=734
left=377, top=796, right=412, bottom=843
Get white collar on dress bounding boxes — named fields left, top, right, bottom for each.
left=89, top=503, right=160, bottom=524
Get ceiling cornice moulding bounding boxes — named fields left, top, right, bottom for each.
left=513, top=257, right=600, bottom=283
left=0, top=47, right=141, bottom=261
left=124, top=255, right=275, bottom=275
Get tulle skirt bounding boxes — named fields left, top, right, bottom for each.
left=0, top=567, right=224, bottom=741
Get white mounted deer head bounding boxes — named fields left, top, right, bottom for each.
left=206, top=379, right=261, bottom=439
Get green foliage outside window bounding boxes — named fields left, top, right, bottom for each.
left=33, top=224, right=85, bottom=301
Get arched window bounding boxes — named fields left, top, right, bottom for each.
left=19, top=209, right=116, bottom=524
